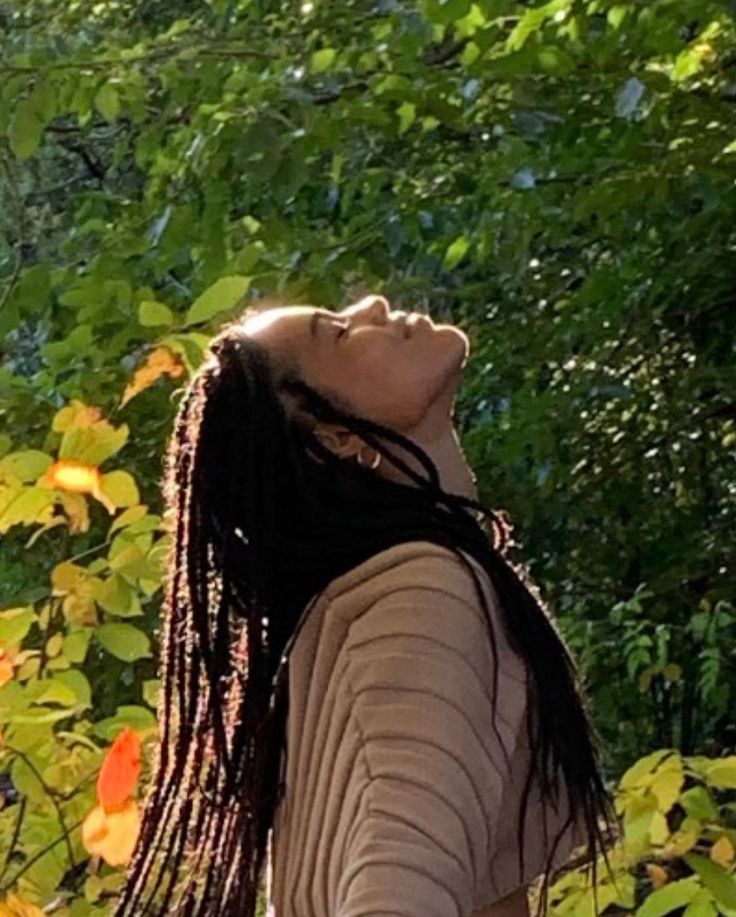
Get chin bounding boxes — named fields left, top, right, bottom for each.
left=434, top=324, right=470, bottom=366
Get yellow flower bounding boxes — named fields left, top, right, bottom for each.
left=81, top=798, right=141, bottom=867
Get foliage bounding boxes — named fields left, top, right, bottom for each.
left=542, top=749, right=736, bottom=917
left=0, top=0, right=734, bottom=912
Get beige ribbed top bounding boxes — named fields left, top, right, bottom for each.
left=266, top=540, right=587, bottom=916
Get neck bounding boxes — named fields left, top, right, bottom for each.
left=378, top=420, right=478, bottom=503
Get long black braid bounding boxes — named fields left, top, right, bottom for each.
left=111, top=305, right=621, bottom=916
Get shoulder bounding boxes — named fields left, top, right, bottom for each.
left=325, top=539, right=496, bottom=620
left=318, top=541, right=501, bottom=663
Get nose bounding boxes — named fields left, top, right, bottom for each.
left=355, top=294, right=390, bottom=320
left=342, top=294, right=391, bottom=327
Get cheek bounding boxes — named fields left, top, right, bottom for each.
left=348, top=347, right=436, bottom=428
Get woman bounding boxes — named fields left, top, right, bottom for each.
left=112, top=294, right=619, bottom=917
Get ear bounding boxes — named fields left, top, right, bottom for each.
left=313, top=424, right=363, bottom=459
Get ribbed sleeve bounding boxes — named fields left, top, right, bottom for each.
left=333, top=584, right=520, bottom=917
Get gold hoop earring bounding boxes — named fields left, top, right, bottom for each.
left=356, top=449, right=382, bottom=470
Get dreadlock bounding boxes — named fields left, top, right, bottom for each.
left=111, top=303, right=622, bottom=917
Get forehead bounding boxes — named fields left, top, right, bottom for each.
left=243, top=305, right=322, bottom=352
left=244, top=305, right=313, bottom=335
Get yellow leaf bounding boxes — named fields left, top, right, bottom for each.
left=52, top=560, right=86, bottom=594
left=64, top=591, right=99, bottom=627
left=110, top=504, right=149, bottom=534
left=661, top=823, right=700, bottom=859
left=99, top=470, right=140, bottom=509
left=620, top=749, right=676, bottom=790
left=57, top=490, right=91, bottom=534
left=14, top=655, right=40, bottom=681
left=0, top=485, right=56, bottom=533
left=639, top=664, right=656, bottom=693
left=0, top=450, right=53, bottom=483
left=52, top=400, right=129, bottom=465
left=622, top=793, right=659, bottom=858
left=52, top=561, right=98, bottom=626
left=706, top=757, right=736, bottom=789
left=650, top=810, right=670, bottom=844
left=650, top=755, right=684, bottom=812
left=119, top=346, right=185, bottom=408
left=52, top=400, right=103, bottom=433
left=0, top=891, right=46, bottom=916
left=45, top=633, right=63, bottom=658
left=663, top=663, right=682, bottom=682
left=711, top=834, right=735, bottom=867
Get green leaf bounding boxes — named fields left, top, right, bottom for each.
left=461, top=41, right=481, bottom=66
left=10, top=707, right=75, bottom=725
left=311, top=48, right=337, bottom=73
left=53, top=669, right=92, bottom=708
left=0, top=681, right=27, bottom=720
left=96, top=622, right=152, bottom=662
left=142, top=678, right=161, bottom=708
left=0, top=606, right=36, bottom=644
left=443, top=235, right=471, bottom=270
left=94, top=573, right=143, bottom=618
left=184, top=275, right=251, bottom=326
left=139, top=300, right=174, bottom=326
left=397, top=101, right=416, bottom=135
left=683, top=891, right=718, bottom=917
left=9, top=97, right=46, bottom=160
left=32, top=677, right=79, bottom=707
left=636, top=877, right=702, bottom=917
left=505, top=0, right=570, bottom=52
left=92, top=704, right=157, bottom=742
left=684, top=854, right=736, bottom=910
left=373, top=74, right=413, bottom=100
left=161, top=331, right=211, bottom=372
left=680, top=786, right=720, bottom=822
left=62, top=628, right=92, bottom=664
left=95, top=82, right=120, bottom=122
left=607, top=5, right=628, bottom=29
left=424, top=0, right=472, bottom=26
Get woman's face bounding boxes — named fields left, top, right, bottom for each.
left=243, top=295, right=470, bottom=433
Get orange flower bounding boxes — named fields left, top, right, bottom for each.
left=0, top=648, right=14, bottom=688
left=43, top=459, right=102, bottom=494
left=97, top=727, right=142, bottom=811
left=41, top=460, right=116, bottom=514
left=81, top=728, right=144, bottom=866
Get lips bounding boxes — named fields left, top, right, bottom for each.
left=405, top=313, right=430, bottom=337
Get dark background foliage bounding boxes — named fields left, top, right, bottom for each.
left=1, top=0, right=735, bottom=910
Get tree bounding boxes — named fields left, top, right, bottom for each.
left=1, top=0, right=734, bottom=911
